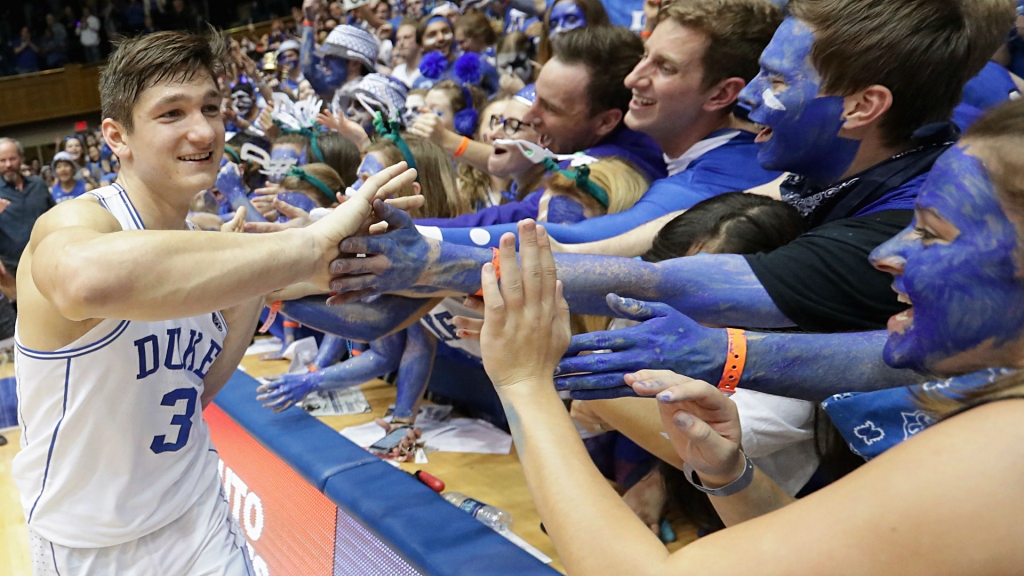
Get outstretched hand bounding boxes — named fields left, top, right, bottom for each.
left=256, top=371, right=322, bottom=412
left=554, top=295, right=727, bottom=400
left=325, top=200, right=435, bottom=305
left=480, top=220, right=572, bottom=389
left=303, top=162, right=417, bottom=290
left=628, top=370, right=745, bottom=485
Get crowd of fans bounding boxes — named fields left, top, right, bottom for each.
left=4, top=0, right=1024, bottom=571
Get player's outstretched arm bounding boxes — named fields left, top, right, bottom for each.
left=28, top=163, right=417, bottom=324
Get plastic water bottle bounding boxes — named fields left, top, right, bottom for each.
left=442, top=492, right=514, bottom=531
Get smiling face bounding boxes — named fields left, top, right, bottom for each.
left=524, top=59, right=602, bottom=154
left=870, top=144, right=1024, bottom=375
left=64, top=138, right=83, bottom=162
left=739, top=18, right=859, bottom=186
left=422, top=20, right=454, bottom=57
left=624, top=20, right=711, bottom=155
left=548, top=1, right=586, bottom=37
left=115, top=70, right=224, bottom=198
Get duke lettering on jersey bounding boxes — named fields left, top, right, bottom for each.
left=135, top=327, right=223, bottom=380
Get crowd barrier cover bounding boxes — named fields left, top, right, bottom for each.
left=207, top=370, right=558, bottom=576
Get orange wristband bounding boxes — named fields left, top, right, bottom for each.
left=640, top=29, right=653, bottom=38
left=473, top=247, right=500, bottom=297
left=718, top=328, right=746, bottom=393
left=282, top=320, right=299, bottom=328
left=452, top=136, right=470, bottom=159
left=259, top=301, right=282, bottom=333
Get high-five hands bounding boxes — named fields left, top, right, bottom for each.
left=479, top=220, right=572, bottom=389
left=303, top=162, right=417, bottom=290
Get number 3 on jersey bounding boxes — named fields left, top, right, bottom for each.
left=150, top=387, right=198, bottom=454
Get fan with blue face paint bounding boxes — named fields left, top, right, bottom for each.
left=870, top=143, right=1024, bottom=375
left=549, top=1, right=586, bottom=37
left=739, top=18, right=860, bottom=187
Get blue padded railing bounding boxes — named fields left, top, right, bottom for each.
left=214, top=370, right=559, bottom=576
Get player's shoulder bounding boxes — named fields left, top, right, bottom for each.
left=32, top=188, right=122, bottom=243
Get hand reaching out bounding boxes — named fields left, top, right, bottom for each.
left=303, top=162, right=418, bottom=290
left=221, top=206, right=248, bottom=233
left=256, top=371, right=322, bottom=412
left=0, top=198, right=10, bottom=214
left=479, top=220, right=572, bottom=389
left=409, top=110, right=448, bottom=147
left=628, top=370, right=746, bottom=486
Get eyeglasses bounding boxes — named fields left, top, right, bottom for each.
left=489, top=115, right=533, bottom=136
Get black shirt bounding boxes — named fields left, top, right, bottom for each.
left=0, top=175, right=55, bottom=271
left=745, top=210, right=912, bottom=332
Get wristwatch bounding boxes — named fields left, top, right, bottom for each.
left=682, top=452, right=755, bottom=497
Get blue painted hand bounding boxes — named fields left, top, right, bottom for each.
left=327, top=200, right=435, bottom=305
left=256, top=371, right=323, bottom=412
left=555, top=294, right=728, bottom=400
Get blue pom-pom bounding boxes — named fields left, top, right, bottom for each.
left=453, top=52, right=482, bottom=84
left=453, top=109, right=479, bottom=137
left=419, top=51, right=448, bottom=80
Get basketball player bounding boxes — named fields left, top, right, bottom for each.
left=11, top=31, right=416, bottom=575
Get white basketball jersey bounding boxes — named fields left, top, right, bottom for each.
left=12, top=184, right=228, bottom=548
left=419, top=297, right=482, bottom=360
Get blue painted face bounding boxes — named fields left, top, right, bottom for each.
left=546, top=195, right=586, bottom=224
left=549, top=1, right=585, bottom=37
left=320, top=56, right=350, bottom=90
left=739, top=18, right=860, bottom=186
left=870, top=144, right=1024, bottom=374
left=352, top=153, right=385, bottom=191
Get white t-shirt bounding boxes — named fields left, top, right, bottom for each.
left=390, top=61, right=422, bottom=89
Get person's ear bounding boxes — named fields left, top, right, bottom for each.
left=411, top=181, right=422, bottom=196
left=592, top=107, right=623, bottom=141
left=839, top=85, right=893, bottom=134
left=703, top=77, right=746, bottom=113
left=101, top=118, right=132, bottom=163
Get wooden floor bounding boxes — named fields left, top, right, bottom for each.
left=1, top=349, right=697, bottom=575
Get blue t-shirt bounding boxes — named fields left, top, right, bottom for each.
left=419, top=130, right=781, bottom=247
left=12, top=39, right=39, bottom=72
left=961, top=61, right=1020, bottom=110
left=50, top=180, right=87, bottom=203
left=598, top=0, right=647, bottom=32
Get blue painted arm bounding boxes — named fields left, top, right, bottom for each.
left=216, top=162, right=268, bottom=223
left=310, top=334, right=348, bottom=371
left=555, top=296, right=926, bottom=403
left=300, top=23, right=345, bottom=97
left=392, top=322, right=438, bottom=422
left=331, top=202, right=788, bottom=328
left=279, top=295, right=437, bottom=342
left=415, top=192, right=542, bottom=228
left=256, top=330, right=406, bottom=411
left=425, top=181, right=720, bottom=247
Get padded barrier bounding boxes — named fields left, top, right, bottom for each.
left=214, top=370, right=558, bottom=575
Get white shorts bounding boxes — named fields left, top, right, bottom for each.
left=29, top=475, right=254, bottom=576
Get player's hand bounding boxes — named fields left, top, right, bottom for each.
left=256, top=371, right=322, bottom=411
left=480, top=220, right=571, bottom=389
left=409, top=110, right=447, bottom=147
left=304, top=162, right=417, bottom=290
left=554, top=295, right=727, bottom=400
left=627, top=370, right=745, bottom=485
